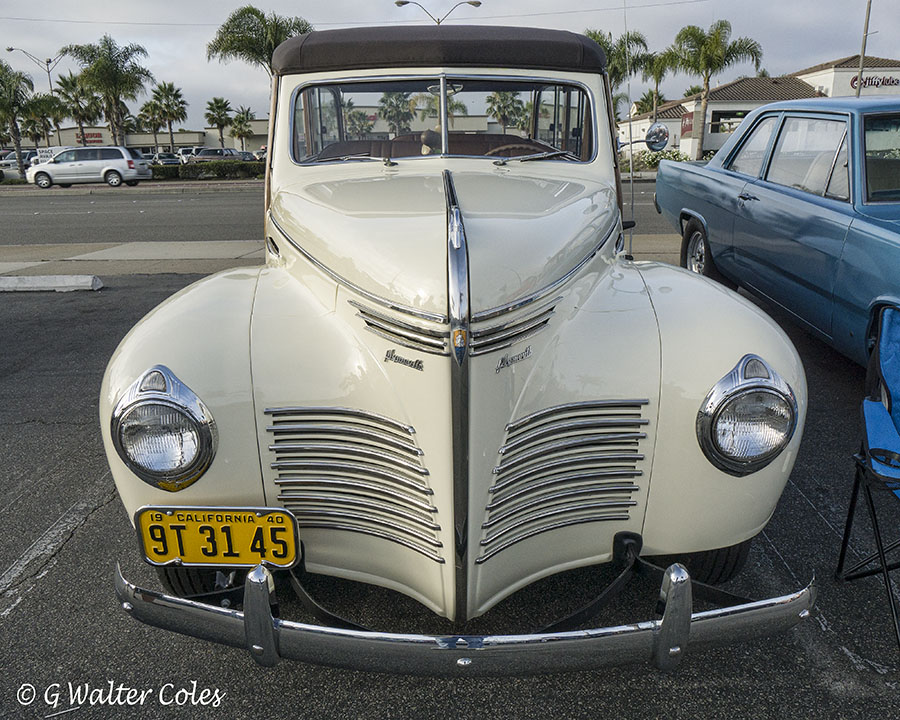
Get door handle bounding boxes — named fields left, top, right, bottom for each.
left=738, top=192, right=759, bottom=202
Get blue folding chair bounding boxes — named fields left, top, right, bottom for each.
left=836, top=305, right=900, bottom=651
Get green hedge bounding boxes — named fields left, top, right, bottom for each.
left=147, top=160, right=265, bottom=181
left=0, top=177, right=27, bottom=185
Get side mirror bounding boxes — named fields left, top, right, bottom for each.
left=645, top=122, right=669, bottom=152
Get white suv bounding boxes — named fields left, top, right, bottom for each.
left=27, top=146, right=153, bottom=188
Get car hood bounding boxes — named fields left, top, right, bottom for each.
left=270, top=165, right=619, bottom=318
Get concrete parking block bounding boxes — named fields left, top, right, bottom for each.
left=0, top=274, right=103, bottom=292
left=68, top=240, right=264, bottom=261
left=9, top=258, right=263, bottom=276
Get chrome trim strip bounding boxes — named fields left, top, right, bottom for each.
left=470, top=220, right=617, bottom=322
left=349, top=300, right=449, bottom=339
left=362, top=324, right=450, bottom=355
left=269, top=214, right=448, bottom=324
left=481, top=503, right=636, bottom=545
left=471, top=312, right=555, bottom=350
left=116, top=564, right=817, bottom=674
left=279, top=494, right=438, bottom=529
left=499, top=418, right=650, bottom=454
left=271, top=462, right=432, bottom=494
left=470, top=298, right=560, bottom=340
left=275, top=479, right=436, bottom=512
left=444, top=168, right=471, bottom=621
left=506, top=399, right=649, bottom=433
left=265, top=406, right=416, bottom=435
left=270, top=443, right=429, bottom=476
left=493, top=434, right=645, bottom=474
left=268, top=424, right=422, bottom=456
left=469, top=325, right=549, bottom=357
left=485, top=484, right=641, bottom=517
left=490, top=475, right=641, bottom=506
left=292, top=510, right=443, bottom=547
left=492, top=453, right=642, bottom=485
left=295, top=523, right=446, bottom=563
left=474, top=515, right=631, bottom=563
left=355, top=313, right=448, bottom=349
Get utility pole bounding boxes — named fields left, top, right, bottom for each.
left=855, top=0, right=873, bottom=98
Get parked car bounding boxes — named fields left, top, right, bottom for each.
left=26, top=146, right=152, bottom=188
left=656, top=97, right=900, bottom=366
left=151, top=152, right=180, bottom=166
left=254, top=147, right=267, bottom=161
left=176, top=146, right=206, bottom=163
left=237, top=150, right=257, bottom=161
left=188, top=147, right=240, bottom=162
left=0, top=148, right=39, bottom=172
left=106, top=25, right=814, bottom=675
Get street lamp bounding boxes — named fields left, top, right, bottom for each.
left=6, top=47, right=63, bottom=94
left=394, top=1, right=482, bottom=25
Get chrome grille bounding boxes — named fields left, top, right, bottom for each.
left=349, top=300, right=449, bottom=355
left=476, top=400, right=648, bottom=564
left=469, top=297, right=560, bottom=357
left=266, top=407, right=444, bottom=563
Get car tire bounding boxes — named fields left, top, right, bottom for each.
left=58, top=183, right=71, bottom=188
left=680, top=218, right=735, bottom=288
left=34, top=172, right=52, bottom=189
left=125, top=180, right=139, bottom=186
left=156, top=567, right=246, bottom=597
left=650, top=537, right=752, bottom=585
left=105, top=170, right=123, bottom=187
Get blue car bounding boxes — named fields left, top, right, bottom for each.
left=656, top=97, right=900, bottom=365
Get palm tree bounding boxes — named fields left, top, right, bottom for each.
left=60, top=35, right=153, bottom=146
left=346, top=109, right=373, bottom=140
left=205, top=97, right=233, bottom=148
left=674, top=20, right=762, bottom=159
left=152, top=82, right=188, bottom=152
left=230, top=105, right=256, bottom=150
left=207, top=6, right=313, bottom=77
left=24, top=93, right=62, bottom=147
left=683, top=84, right=703, bottom=98
left=641, top=49, right=677, bottom=122
left=584, top=30, right=648, bottom=93
left=378, top=92, right=414, bottom=136
left=56, top=72, right=101, bottom=146
left=138, top=99, right=164, bottom=151
left=0, top=60, right=33, bottom=178
left=486, top=91, right=524, bottom=135
left=20, top=116, right=43, bottom=149
left=411, top=92, right=468, bottom=127
left=634, top=89, right=667, bottom=116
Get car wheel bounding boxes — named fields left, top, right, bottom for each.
left=105, top=170, right=123, bottom=187
left=34, top=172, right=52, bottom=189
left=125, top=180, right=139, bottom=186
left=156, top=567, right=246, bottom=598
left=680, top=219, right=734, bottom=288
left=650, top=538, right=752, bottom=585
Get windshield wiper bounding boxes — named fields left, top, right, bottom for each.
left=492, top=149, right=579, bottom=166
left=306, top=152, right=376, bottom=164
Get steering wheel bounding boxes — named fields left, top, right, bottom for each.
left=485, top=143, right=543, bottom=157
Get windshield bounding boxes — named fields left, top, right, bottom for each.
left=864, top=113, right=900, bottom=202
left=292, top=77, right=593, bottom=164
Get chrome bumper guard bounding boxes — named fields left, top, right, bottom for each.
left=115, top=564, right=815, bottom=675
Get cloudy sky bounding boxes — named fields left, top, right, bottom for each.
left=1, top=0, right=896, bottom=129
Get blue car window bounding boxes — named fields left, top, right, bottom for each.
left=728, top=116, right=777, bottom=177
left=864, top=113, right=900, bottom=202
left=825, top=134, right=849, bottom=202
left=766, top=117, right=846, bottom=196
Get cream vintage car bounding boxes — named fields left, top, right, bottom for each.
left=105, top=25, right=815, bottom=674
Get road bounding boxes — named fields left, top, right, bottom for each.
left=0, top=185, right=894, bottom=718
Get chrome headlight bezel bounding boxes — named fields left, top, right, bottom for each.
left=696, top=355, right=798, bottom=477
left=111, top=365, right=217, bottom=491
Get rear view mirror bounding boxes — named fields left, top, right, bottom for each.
left=645, top=123, right=669, bottom=152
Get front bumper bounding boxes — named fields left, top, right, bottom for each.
left=115, top=564, right=815, bottom=675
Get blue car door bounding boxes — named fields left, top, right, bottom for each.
left=731, top=113, right=853, bottom=339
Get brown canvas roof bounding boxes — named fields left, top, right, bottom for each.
left=791, top=54, right=900, bottom=77
left=272, top=25, right=607, bottom=76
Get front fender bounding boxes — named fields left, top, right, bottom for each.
left=100, top=268, right=264, bottom=521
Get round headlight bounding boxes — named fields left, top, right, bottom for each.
left=697, top=356, right=798, bottom=476
left=118, top=402, right=201, bottom=474
left=111, top=366, right=217, bottom=491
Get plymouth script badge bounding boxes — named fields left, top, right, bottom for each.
left=496, top=345, right=533, bottom=373
left=385, top=349, right=424, bottom=371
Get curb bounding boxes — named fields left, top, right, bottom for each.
left=0, top=180, right=263, bottom=197
left=0, top=275, right=104, bottom=292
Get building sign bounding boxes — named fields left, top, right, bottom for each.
left=77, top=131, right=104, bottom=144
left=850, top=75, right=900, bottom=90
left=681, top=112, right=693, bottom=138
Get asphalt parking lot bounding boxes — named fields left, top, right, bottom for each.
left=0, top=183, right=897, bottom=718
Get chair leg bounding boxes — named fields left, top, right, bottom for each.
left=862, top=483, right=900, bottom=654
left=836, top=465, right=863, bottom=579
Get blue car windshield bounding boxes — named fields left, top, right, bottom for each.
left=864, top=113, right=900, bottom=202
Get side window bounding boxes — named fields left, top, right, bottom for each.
left=299, top=86, right=341, bottom=158
left=99, top=148, right=121, bottom=160
left=75, top=149, right=99, bottom=161
left=55, top=150, right=76, bottom=163
left=766, top=117, right=847, bottom=196
left=728, top=116, right=777, bottom=176
left=825, top=134, right=849, bottom=201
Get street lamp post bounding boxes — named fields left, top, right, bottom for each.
left=5, top=47, right=63, bottom=94
left=394, top=1, right=482, bottom=25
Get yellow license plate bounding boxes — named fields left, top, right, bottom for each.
left=135, top=507, right=300, bottom=569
